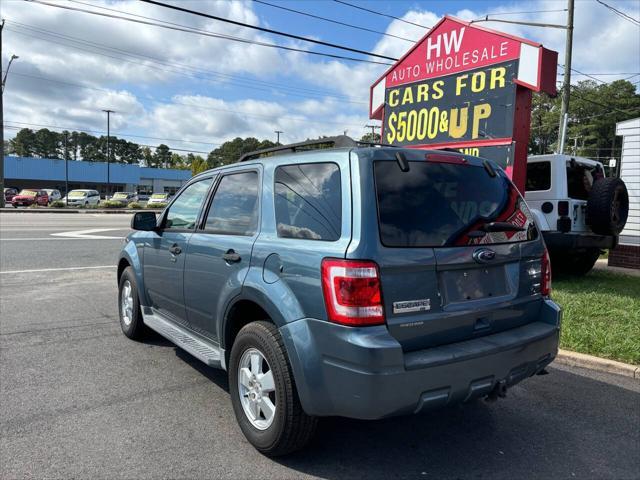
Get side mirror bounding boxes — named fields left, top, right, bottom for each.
left=131, top=211, right=157, bottom=231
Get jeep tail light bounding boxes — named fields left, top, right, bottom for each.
left=321, top=258, right=385, bottom=326
left=558, top=201, right=569, bottom=216
left=541, top=249, right=552, bottom=296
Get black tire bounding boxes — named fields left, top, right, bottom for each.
left=229, top=321, right=317, bottom=456
left=118, top=266, right=146, bottom=340
left=587, top=177, right=629, bottom=235
left=12, top=204, right=18, bottom=208
left=550, top=248, right=600, bottom=276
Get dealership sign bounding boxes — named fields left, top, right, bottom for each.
left=370, top=16, right=557, bottom=190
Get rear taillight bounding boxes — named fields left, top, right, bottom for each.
left=541, top=249, right=552, bottom=296
left=558, top=201, right=569, bottom=216
left=321, top=258, right=385, bottom=326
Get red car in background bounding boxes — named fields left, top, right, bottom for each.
left=11, top=189, right=49, bottom=207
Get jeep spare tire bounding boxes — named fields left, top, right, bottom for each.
left=587, top=177, right=629, bottom=235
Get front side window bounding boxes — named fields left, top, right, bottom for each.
left=164, top=178, right=213, bottom=230
left=274, top=163, right=342, bottom=241
left=374, top=161, right=538, bottom=247
left=526, top=162, right=551, bottom=191
left=205, top=172, right=259, bottom=235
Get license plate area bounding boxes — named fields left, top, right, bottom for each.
left=439, top=266, right=508, bottom=303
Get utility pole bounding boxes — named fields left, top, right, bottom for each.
left=557, top=0, right=574, bottom=153
left=274, top=130, right=283, bottom=145
left=64, top=131, right=69, bottom=206
left=365, top=124, right=380, bottom=141
left=102, top=109, right=114, bottom=198
left=0, top=19, right=4, bottom=209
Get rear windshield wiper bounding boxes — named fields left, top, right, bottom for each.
left=466, top=222, right=525, bottom=238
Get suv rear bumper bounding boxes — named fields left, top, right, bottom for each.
left=280, top=299, right=561, bottom=420
left=543, top=231, right=617, bottom=250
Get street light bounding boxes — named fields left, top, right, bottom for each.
left=1, top=54, right=18, bottom=93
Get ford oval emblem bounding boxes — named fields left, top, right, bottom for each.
left=473, top=248, right=496, bottom=264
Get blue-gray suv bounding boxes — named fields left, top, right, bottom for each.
left=117, top=137, right=561, bottom=456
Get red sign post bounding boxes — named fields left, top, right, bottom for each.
left=370, top=16, right=557, bottom=191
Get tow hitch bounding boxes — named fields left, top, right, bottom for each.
left=485, top=380, right=508, bottom=402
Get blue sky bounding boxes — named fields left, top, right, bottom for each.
left=3, top=0, right=639, bottom=155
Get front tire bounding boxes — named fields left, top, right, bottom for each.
left=118, top=267, right=145, bottom=339
left=229, top=321, right=317, bottom=456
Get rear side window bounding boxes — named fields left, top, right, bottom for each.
left=374, top=161, right=538, bottom=247
left=274, top=163, right=341, bottom=241
left=205, top=172, right=259, bottom=235
left=526, top=162, right=551, bottom=191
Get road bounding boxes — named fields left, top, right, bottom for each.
left=1, top=212, right=639, bottom=479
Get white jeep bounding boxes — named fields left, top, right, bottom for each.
left=524, top=154, right=629, bottom=275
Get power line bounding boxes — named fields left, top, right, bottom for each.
left=3, top=124, right=212, bottom=154
left=24, top=0, right=393, bottom=66
left=594, top=0, right=640, bottom=26
left=3, top=68, right=369, bottom=130
left=5, top=120, right=220, bottom=147
left=333, top=0, right=432, bottom=29
left=252, top=0, right=415, bottom=43
left=483, top=9, right=568, bottom=16
left=138, top=0, right=397, bottom=61
left=6, top=20, right=368, bottom=104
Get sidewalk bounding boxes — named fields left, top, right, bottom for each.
left=593, top=258, right=640, bottom=277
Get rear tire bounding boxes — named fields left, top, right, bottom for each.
left=229, top=321, right=317, bottom=456
left=118, top=267, right=146, bottom=340
left=587, top=177, right=629, bottom=235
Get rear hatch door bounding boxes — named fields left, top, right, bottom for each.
left=372, top=155, right=544, bottom=351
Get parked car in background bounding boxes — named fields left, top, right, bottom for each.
left=11, top=189, right=49, bottom=207
left=137, top=192, right=151, bottom=202
left=111, top=192, right=138, bottom=205
left=146, top=193, right=171, bottom=207
left=43, top=189, right=62, bottom=204
left=62, top=189, right=101, bottom=206
left=525, top=155, right=629, bottom=275
left=4, top=187, right=19, bottom=203
left=117, top=137, right=561, bottom=456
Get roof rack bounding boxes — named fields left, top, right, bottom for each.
left=238, top=135, right=399, bottom=162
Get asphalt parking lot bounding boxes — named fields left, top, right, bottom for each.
left=1, top=212, right=639, bottom=479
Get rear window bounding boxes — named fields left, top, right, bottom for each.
left=374, top=161, right=538, bottom=247
left=526, top=162, right=551, bottom=191
left=274, top=163, right=341, bottom=241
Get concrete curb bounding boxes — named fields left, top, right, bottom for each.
left=556, top=349, right=639, bottom=380
left=0, top=208, right=161, bottom=214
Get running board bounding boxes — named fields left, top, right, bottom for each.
left=142, top=308, right=225, bottom=370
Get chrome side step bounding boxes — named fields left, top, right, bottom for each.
left=142, top=308, right=225, bottom=370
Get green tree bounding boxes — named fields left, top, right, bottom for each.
left=360, top=132, right=381, bottom=143
left=207, top=137, right=276, bottom=167
left=9, top=128, right=37, bottom=157
left=153, top=144, right=171, bottom=168
left=141, top=146, right=154, bottom=167
left=33, top=129, right=61, bottom=158
left=190, top=155, right=209, bottom=175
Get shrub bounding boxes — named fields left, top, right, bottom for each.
left=50, top=200, right=66, bottom=208
left=146, top=202, right=168, bottom=209
left=101, top=200, right=126, bottom=208
left=127, top=202, right=143, bottom=209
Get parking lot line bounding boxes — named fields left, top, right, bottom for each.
left=0, top=265, right=116, bottom=274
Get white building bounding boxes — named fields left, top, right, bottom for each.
left=609, top=117, right=640, bottom=269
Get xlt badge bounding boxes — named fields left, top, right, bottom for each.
left=393, top=299, right=431, bottom=314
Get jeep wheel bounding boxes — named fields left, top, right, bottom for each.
left=118, top=267, right=145, bottom=340
left=229, top=321, right=317, bottom=456
left=587, top=177, right=629, bottom=235
left=551, top=248, right=600, bottom=276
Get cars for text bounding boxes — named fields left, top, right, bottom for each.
left=4, top=187, right=19, bottom=203
left=117, top=137, right=561, bottom=456
left=146, top=193, right=171, bottom=207
left=43, top=189, right=62, bottom=204
left=111, top=192, right=139, bottom=205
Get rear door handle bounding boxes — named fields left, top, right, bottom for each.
left=222, top=250, right=241, bottom=263
left=169, top=244, right=182, bottom=255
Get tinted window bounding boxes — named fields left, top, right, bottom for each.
left=274, top=163, right=341, bottom=241
left=374, top=161, right=538, bottom=247
left=205, top=172, right=259, bottom=235
left=526, top=162, right=551, bottom=191
left=165, top=178, right=213, bottom=230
